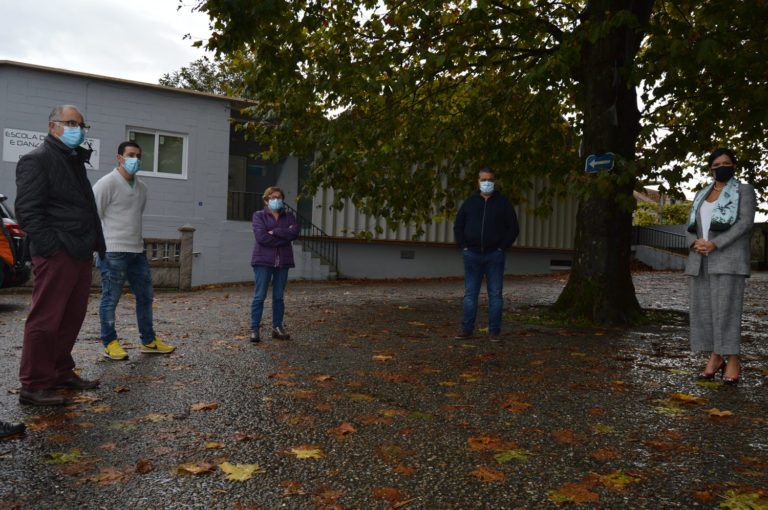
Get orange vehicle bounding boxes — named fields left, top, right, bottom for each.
left=0, top=194, right=30, bottom=289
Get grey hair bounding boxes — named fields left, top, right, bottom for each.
left=48, top=105, right=81, bottom=121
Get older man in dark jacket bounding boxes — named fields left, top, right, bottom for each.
left=454, top=168, right=519, bottom=342
left=15, top=105, right=105, bottom=406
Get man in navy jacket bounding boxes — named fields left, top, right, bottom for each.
left=453, top=168, right=519, bottom=341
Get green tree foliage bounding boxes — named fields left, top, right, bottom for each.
left=633, top=203, right=660, bottom=226
left=184, top=0, right=768, bottom=324
left=159, top=56, right=240, bottom=96
left=633, top=202, right=691, bottom=226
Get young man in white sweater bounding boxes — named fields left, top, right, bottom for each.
left=92, top=141, right=175, bottom=360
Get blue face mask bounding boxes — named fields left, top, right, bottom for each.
left=268, top=198, right=283, bottom=211
left=59, top=126, right=85, bottom=148
left=479, top=181, right=495, bottom=194
left=123, top=157, right=141, bottom=175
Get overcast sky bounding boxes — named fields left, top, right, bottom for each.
left=0, top=0, right=211, bottom=84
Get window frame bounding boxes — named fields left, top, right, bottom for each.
left=126, top=127, right=189, bottom=180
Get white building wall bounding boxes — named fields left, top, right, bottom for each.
left=311, top=179, right=577, bottom=250
left=1, top=62, right=575, bottom=286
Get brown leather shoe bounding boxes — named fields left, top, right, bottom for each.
left=51, top=374, right=100, bottom=390
left=19, top=389, right=70, bottom=406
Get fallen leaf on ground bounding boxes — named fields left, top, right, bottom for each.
left=135, top=459, right=154, bottom=474
left=82, top=466, right=134, bottom=485
left=205, top=442, right=225, bottom=449
left=177, top=462, right=217, bottom=475
left=219, top=462, right=265, bottom=481
left=495, top=449, right=534, bottom=463
left=599, top=469, right=640, bottom=490
left=552, top=429, right=586, bottom=445
left=549, top=482, right=600, bottom=504
left=56, top=459, right=98, bottom=476
left=371, top=487, right=408, bottom=505
left=590, top=447, right=620, bottom=460
left=468, top=466, right=506, bottom=482
left=394, top=464, right=417, bottom=475
left=191, top=402, right=218, bottom=411
left=328, top=422, right=356, bottom=436
left=45, top=448, right=84, bottom=464
left=287, top=445, right=325, bottom=459
left=669, top=393, right=706, bottom=405
left=281, top=480, right=305, bottom=495
left=707, top=408, right=734, bottom=417
left=719, top=490, right=768, bottom=510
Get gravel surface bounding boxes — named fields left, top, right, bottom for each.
left=0, top=271, right=766, bottom=509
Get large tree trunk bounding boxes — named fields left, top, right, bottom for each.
left=552, top=0, right=654, bottom=326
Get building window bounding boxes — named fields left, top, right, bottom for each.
left=127, top=128, right=188, bottom=179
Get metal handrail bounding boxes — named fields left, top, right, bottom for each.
left=282, top=202, right=339, bottom=273
left=631, top=226, right=688, bottom=255
left=227, top=191, right=338, bottom=273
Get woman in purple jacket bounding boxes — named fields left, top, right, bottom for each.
left=250, top=186, right=299, bottom=343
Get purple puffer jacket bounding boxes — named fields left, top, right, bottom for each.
left=251, top=207, right=299, bottom=268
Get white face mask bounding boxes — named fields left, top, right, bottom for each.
left=479, top=181, right=495, bottom=194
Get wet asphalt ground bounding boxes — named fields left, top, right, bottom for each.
left=0, top=271, right=766, bottom=509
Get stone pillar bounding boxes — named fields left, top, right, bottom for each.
left=178, top=224, right=196, bottom=290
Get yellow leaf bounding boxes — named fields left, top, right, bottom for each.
left=205, top=442, right=225, bottom=449
left=669, top=393, right=706, bottom=405
left=372, top=355, right=393, bottom=362
left=707, top=408, right=734, bottom=417
left=45, top=448, right=84, bottom=464
left=177, top=462, right=217, bottom=475
left=408, top=321, right=426, bottom=326
left=86, top=404, right=112, bottom=413
left=219, top=462, right=265, bottom=480
left=288, top=445, right=325, bottom=459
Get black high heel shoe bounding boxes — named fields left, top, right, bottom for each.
left=722, top=367, right=741, bottom=386
left=697, top=360, right=726, bottom=381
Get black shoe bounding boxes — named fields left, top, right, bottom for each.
left=19, top=389, right=70, bottom=406
left=250, top=329, right=260, bottom=343
left=455, top=330, right=473, bottom=340
left=0, top=420, right=26, bottom=438
left=51, top=374, right=100, bottom=390
left=489, top=332, right=502, bottom=343
left=272, top=326, right=290, bottom=340
left=697, top=360, right=726, bottom=381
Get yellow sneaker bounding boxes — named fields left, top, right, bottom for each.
left=140, top=337, right=176, bottom=354
left=104, top=340, right=129, bottom=360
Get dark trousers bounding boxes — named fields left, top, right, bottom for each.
left=19, top=250, right=93, bottom=391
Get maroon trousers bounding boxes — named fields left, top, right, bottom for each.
left=19, top=250, right=93, bottom=392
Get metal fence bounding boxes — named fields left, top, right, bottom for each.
left=631, top=226, right=688, bottom=255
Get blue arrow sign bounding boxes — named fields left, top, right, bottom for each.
left=585, top=153, right=614, bottom=173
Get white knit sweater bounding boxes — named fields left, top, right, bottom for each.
left=92, top=168, right=147, bottom=253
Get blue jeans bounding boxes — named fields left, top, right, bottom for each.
left=461, top=249, right=505, bottom=334
left=97, top=252, right=155, bottom=346
left=251, top=265, right=290, bottom=330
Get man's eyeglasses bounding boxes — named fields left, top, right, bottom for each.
left=53, top=119, right=90, bottom=130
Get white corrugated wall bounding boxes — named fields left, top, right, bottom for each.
left=311, top=180, right=578, bottom=250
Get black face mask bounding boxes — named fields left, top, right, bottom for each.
left=714, top=165, right=735, bottom=183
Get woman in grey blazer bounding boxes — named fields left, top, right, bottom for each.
left=685, top=148, right=756, bottom=385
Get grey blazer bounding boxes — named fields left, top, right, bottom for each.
left=684, top=182, right=756, bottom=277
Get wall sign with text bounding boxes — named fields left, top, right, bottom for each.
left=3, top=128, right=100, bottom=169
